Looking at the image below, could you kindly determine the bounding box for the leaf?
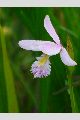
[0,25,19,112]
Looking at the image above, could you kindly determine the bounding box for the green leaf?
[0,25,19,112]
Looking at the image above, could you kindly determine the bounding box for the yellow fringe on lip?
[38,54,49,66]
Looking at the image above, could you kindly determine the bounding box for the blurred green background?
[0,7,80,113]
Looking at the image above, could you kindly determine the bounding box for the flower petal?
[60,47,77,66]
[39,42,61,56]
[18,40,61,56]
[18,40,46,51]
[44,15,60,44]
[30,54,51,78]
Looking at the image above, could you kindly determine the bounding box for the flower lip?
[31,54,51,78]
[38,54,49,66]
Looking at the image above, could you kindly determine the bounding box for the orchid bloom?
[18,15,77,78]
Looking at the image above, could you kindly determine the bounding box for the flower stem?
[67,74,78,112]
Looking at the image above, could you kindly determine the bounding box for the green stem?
[68,74,78,112]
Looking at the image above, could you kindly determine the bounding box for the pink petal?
[31,54,51,78]
[18,40,45,51]
[39,42,61,56]
[18,40,61,56]
[60,47,77,66]
[44,15,60,44]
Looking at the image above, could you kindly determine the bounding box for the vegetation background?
[0,7,80,113]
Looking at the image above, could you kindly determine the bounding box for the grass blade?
[0,25,19,112]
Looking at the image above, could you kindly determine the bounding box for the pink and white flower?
[18,15,77,78]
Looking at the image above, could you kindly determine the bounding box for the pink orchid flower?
[18,15,77,78]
